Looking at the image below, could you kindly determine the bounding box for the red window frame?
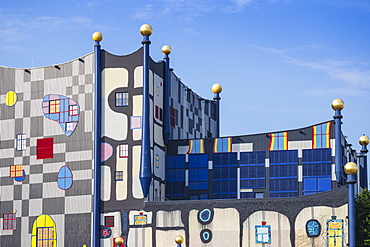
[119,144,128,158]
[3,213,16,230]
[10,165,23,178]
[105,216,114,227]
[69,105,78,116]
[37,138,54,159]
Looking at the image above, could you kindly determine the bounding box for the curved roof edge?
[0,52,94,70]
[103,47,164,65]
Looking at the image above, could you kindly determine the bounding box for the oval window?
[58,166,73,190]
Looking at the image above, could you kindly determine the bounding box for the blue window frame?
[115,92,129,106]
[255,225,271,244]
[57,166,73,190]
[16,134,26,151]
[306,219,321,237]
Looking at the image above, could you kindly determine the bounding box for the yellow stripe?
[270,133,275,150]
[313,126,317,148]
[213,138,218,153]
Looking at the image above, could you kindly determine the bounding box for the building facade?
[0,27,367,247]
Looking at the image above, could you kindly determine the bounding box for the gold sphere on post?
[162,45,172,55]
[175,235,184,244]
[344,162,358,175]
[359,135,370,146]
[331,98,344,111]
[140,24,153,36]
[212,83,222,94]
[92,32,103,42]
[115,237,124,245]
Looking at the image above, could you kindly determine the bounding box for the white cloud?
[251,44,370,90]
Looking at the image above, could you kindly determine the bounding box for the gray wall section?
[142,186,348,247]
[64,213,92,247]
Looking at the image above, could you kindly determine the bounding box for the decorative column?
[212,83,222,138]
[331,99,344,183]
[359,135,369,188]
[175,235,184,247]
[92,31,103,247]
[162,45,172,145]
[139,24,153,198]
[344,162,358,247]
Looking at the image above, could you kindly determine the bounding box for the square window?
[10,165,23,178]
[37,138,53,159]
[16,134,26,151]
[255,225,271,244]
[131,116,141,129]
[3,213,16,230]
[49,100,60,114]
[69,105,78,116]
[115,171,123,181]
[105,216,114,227]
[37,227,54,247]
[116,92,129,107]
[119,144,128,158]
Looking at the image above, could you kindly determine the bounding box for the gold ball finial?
[115,237,124,245]
[92,32,103,42]
[359,135,370,146]
[212,83,222,94]
[175,235,184,244]
[344,162,358,175]
[140,24,153,36]
[162,45,172,55]
[331,98,344,111]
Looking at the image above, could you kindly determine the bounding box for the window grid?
[49,100,60,114]
[105,216,114,227]
[115,92,129,107]
[119,144,128,158]
[36,227,54,247]
[58,166,73,190]
[255,225,271,244]
[69,105,78,116]
[115,171,123,181]
[10,165,23,178]
[3,213,16,230]
[66,122,74,132]
[16,134,26,151]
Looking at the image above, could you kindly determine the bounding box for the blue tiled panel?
[212,153,237,199]
[240,152,266,189]
[188,154,209,190]
[302,149,332,195]
[166,155,186,199]
[269,150,298,197]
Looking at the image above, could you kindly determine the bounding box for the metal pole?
[92,35,102,247]
[347,174,356,247]
[139,33,152,198]
[334,109,342,183]
[163,50,171,144]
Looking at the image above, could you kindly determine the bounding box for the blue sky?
[1,0,369,149]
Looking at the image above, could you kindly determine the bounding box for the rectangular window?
[66,122,74,132]
[170,107,176,128]
[312,122,331,149]
[269,132,288,151]
[69,105,78,116]
[49,100,60,114]
[213,137,232,153]
[37,138,54,159]
[131,116,141,129]
[255,225,271,244]
[155,154,159,168]
[187,139,205,154]
[16,134,26,151]
[115,171,123,181]
[105,216,114,227]
[327,219,343,247]
[119,144,128,158]
[115,92,129,107]
[155,105,163,121]
[3,213,16,230]
[37,227,54,247]
[10,165,23,178]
